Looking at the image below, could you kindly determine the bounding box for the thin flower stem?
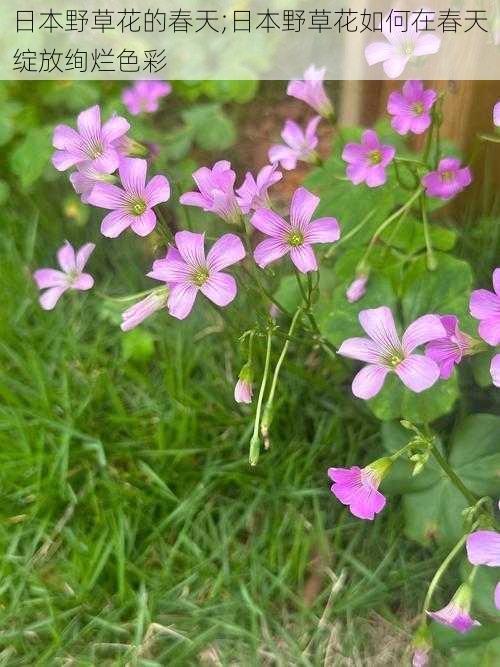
[421,533,469,615]
[249,329,273,466]
[260,307,303,446]
[293,267,337,360]
[389,440,417,461]
[359,187,423,268]
[478,133,500,144]
[96,288,160,303]
[325,210,377,257]
[429,442,477,506]
[154,206,174,243]
[420,195,437,271]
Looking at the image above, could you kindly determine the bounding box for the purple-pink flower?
[491,354,500,388]
[52,105,130,173]
[251,187,340,274]
[146,231,245,320]
[234,377,253,404]
[338,306,446,399]
[88,158,170,238]
[425,315,474,379]
[69,162,117,204]
[180,161,240,223]
[287,65,333,118]
[387,80,437,135]
[121,290,169,332]
[235,164,282,214]
[427,584,480,634]
[469,268,500,346]
[346,275,368,303]
[33,241,95,311]
[494,102,500,127]
[422,158,472,200]
[327,458,391,520]
[342,130,395,188]
[365,17,441,79]
[122,80,172,115]
[268,117,321,171]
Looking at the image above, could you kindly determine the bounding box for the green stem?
[420,195,437,271]
[249,330,273,466]
[422,533,468,615]
[325,210,376,257]
[154,207,174,243]
[260,307,303,446]
[430,442,477,506]
[359,187,422,267]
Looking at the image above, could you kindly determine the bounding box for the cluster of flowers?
[33,70,500,653]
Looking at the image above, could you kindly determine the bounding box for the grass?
[0,195,453,666]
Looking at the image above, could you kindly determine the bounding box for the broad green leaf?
[10,126,53,189]
[182,104,236,151]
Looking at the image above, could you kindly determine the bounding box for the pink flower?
[122,80,172,115]
[346,275,368,303]
[88,158,170,238]
[52,105,130,173]
[342,130,395,188]
[387,80,437,135]
[365,16,441,79]
[338,306,446,399]
[327,458,391,520]
[491,354,500,388]
[69,162,117,203]
[121,290,168,332]
[494,102,500,127]
[251,187,340,274]
[425,315,474,379]
[235,164,282,214]
[180,161,240,223]
[268,117,321,171]
[287,65,333,118]
[469,268,500,346]
[422,158,472,200]
[33,241,95,311]
[412,648,430,667]
[427,584,480,634]
[146,231,245,320]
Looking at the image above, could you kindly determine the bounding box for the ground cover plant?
[0,77,499,665]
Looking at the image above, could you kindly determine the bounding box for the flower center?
[87,140,104,159]
[287,230,304,247]
[129,198,147,216]
[387,353,404,368]
[191,266,210,287]
[402,41,414,56]
[440,170,455,183]
[412,102,424,116]
[368,150,382,165]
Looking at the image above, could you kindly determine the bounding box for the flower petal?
[175,231,206,267]
[52,150,82,171]
[290,187,320,230]
[305,217,340,244]
[130,210,157,237]
[200,272,237,307]
[75,243,96,272]
[119,157,147,194]
[268,145,298,170]
[491,354,500,388]
[365,41,395,66]
[413,33,441,57]
[148,249,190,284]
[493,268,500,297]
[358,306,401,354]
[402,314,447,354]
[33,269,66,289]
[100,210,132,238]
[72,273,94,290]
[478,318,500,346]
[77,105,101,137]
[88,183,127,210]
[395,354,440,392]
[39,286,67,310]
[102,114,130,142]
[290,245,318,273]
[281,120,304,149]
[466,531,500,567]
[352,364,389,399]
[52,124,82,151]
[206,234,246,272]
[470,289,500,321]
[167,282,198,320]
[338,337,384,364]
[254,238,289,269]
[145,174,171,207]
[349,486,386,520]
[251,209,289,238]
[383,55,409,79]
[57,242,76,273]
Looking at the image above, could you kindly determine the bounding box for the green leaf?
[182,104,236,151]
[450,637,500,666]
[368,372,459,423]
[10,127,53,189]
[399,414,500,546]
[380,217,457,254]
